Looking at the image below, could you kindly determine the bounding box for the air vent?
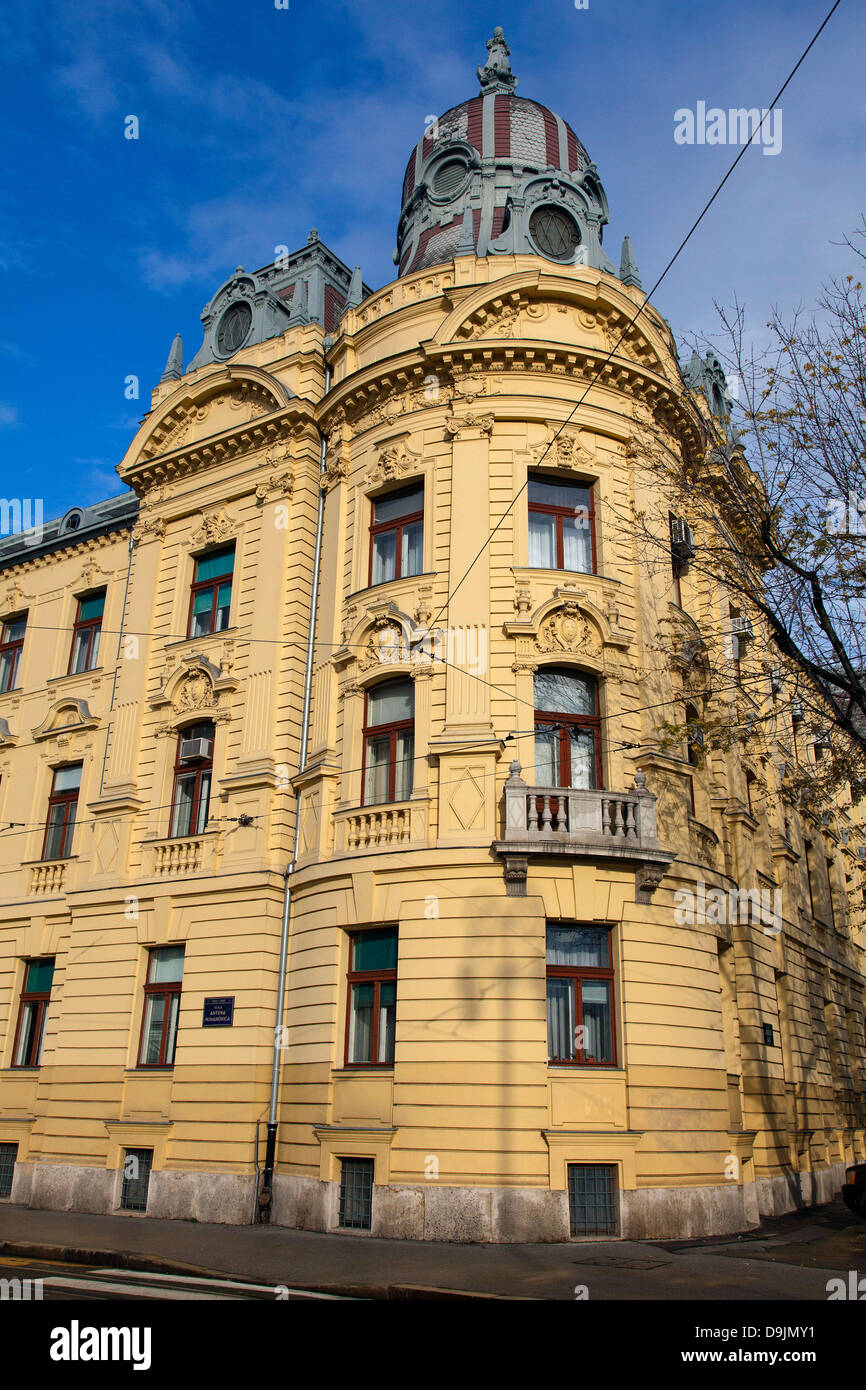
[431,158,469,198]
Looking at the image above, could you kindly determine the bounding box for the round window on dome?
[217,301,253,355]
[430,157,469,199]
[529,206,581,262]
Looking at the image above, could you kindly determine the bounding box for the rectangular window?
[369,483,424,586]
[120,1148,153,1212]
[338,1157,374,1230]
[187,545,234,638]
[170,720,214,838]
[41,764,82,860]
[68,591,105,674]
[362,679,414,805]
[567,1163,618,1237]
[528,477,595,573]
[0,615,26,693]
[346,927,397,1067]
[12,958,55,1067]
[546,925,615,1065]
[0,1142,18,1199]
[137,946,185,1067]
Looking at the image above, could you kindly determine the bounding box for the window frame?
[361,681,414,806]
[41,764,82,861]
[344,929,398,1069]
[534,670,603,790]
[528,475,596,574]
[546,925,617,1068]
[169,721,215,839]
[11,958,55,1069]
[67,591,105,675]
[136,948,184,1069]
[368,482,424,587]
[0,613,26,693]
[186,545,235,639]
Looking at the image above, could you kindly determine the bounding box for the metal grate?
[0,1143,17,1199]
[338,1157,374,1230]
[120,1148,153,1213]
[567,1163,618,1237]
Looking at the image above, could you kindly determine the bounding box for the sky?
[0,0,863,521]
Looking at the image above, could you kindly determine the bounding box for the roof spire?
[456,205,476,257]
[345,265,364,310]
[477,27,517,95]
[160,333,183,383]
[619,236,642,290]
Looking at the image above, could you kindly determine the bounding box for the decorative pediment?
[119,366,292,478]
[334,601,428,676]
[504,587,630,676]
[32,699,99,741]
[150,654,238,717]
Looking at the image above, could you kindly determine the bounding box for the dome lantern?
[396,29,618,280]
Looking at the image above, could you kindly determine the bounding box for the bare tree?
[624,222,866,798]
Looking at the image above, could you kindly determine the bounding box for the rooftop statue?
[477,26,517,95]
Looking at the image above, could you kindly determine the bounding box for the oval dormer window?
[431,157,469,199]
[529,206,581,262]
[60,508,84,534]
[217,301,252,355]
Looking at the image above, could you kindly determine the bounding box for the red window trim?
[343,936,397,1069]
[528,477,597,573]
[169,724,214,838]
[367,485,424,586]
[361,692,414,806]
[0,614,26,693]
[186,547,234,639]
[546,935,617,1068]
[136,951,183,1069]
[11,961,54,1069]
[534,674,603,790]
[67,593,105,675]
[41,768,81,860]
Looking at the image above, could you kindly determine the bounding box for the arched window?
[362,679,414,805]
[534,668,601,790]
[170,720,215,838]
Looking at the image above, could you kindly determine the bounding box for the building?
[0,30,864,1243]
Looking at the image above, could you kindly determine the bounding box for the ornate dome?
[396,28,618,280]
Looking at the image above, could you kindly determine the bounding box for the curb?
[0,1241,521,1299]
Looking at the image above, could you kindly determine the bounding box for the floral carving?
[190,509,233,546]
[132,517,166,546]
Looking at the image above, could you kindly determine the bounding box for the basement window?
[338,1157,374,1230]
[567,1162,619,1237]
[120,1148,153,1212]
[0,1142,18,1199]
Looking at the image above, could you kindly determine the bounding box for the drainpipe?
[258,361,331,1221]
[99,529,135,796]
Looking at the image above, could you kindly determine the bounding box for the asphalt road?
[0,1255,355,1301]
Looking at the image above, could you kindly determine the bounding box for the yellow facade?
[1,45,865,1240]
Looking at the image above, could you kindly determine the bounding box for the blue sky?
[1,0,863,520]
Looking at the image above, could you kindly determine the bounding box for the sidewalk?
[0,1202,857,1299]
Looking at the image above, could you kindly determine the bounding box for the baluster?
[541,795,553,834]
[612,800,625,838]
[601,798,612,835]
[625,802,637,839]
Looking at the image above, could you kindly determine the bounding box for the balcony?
[333,798,429,855]
[28,859,70,896]
[493,761,675,897]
